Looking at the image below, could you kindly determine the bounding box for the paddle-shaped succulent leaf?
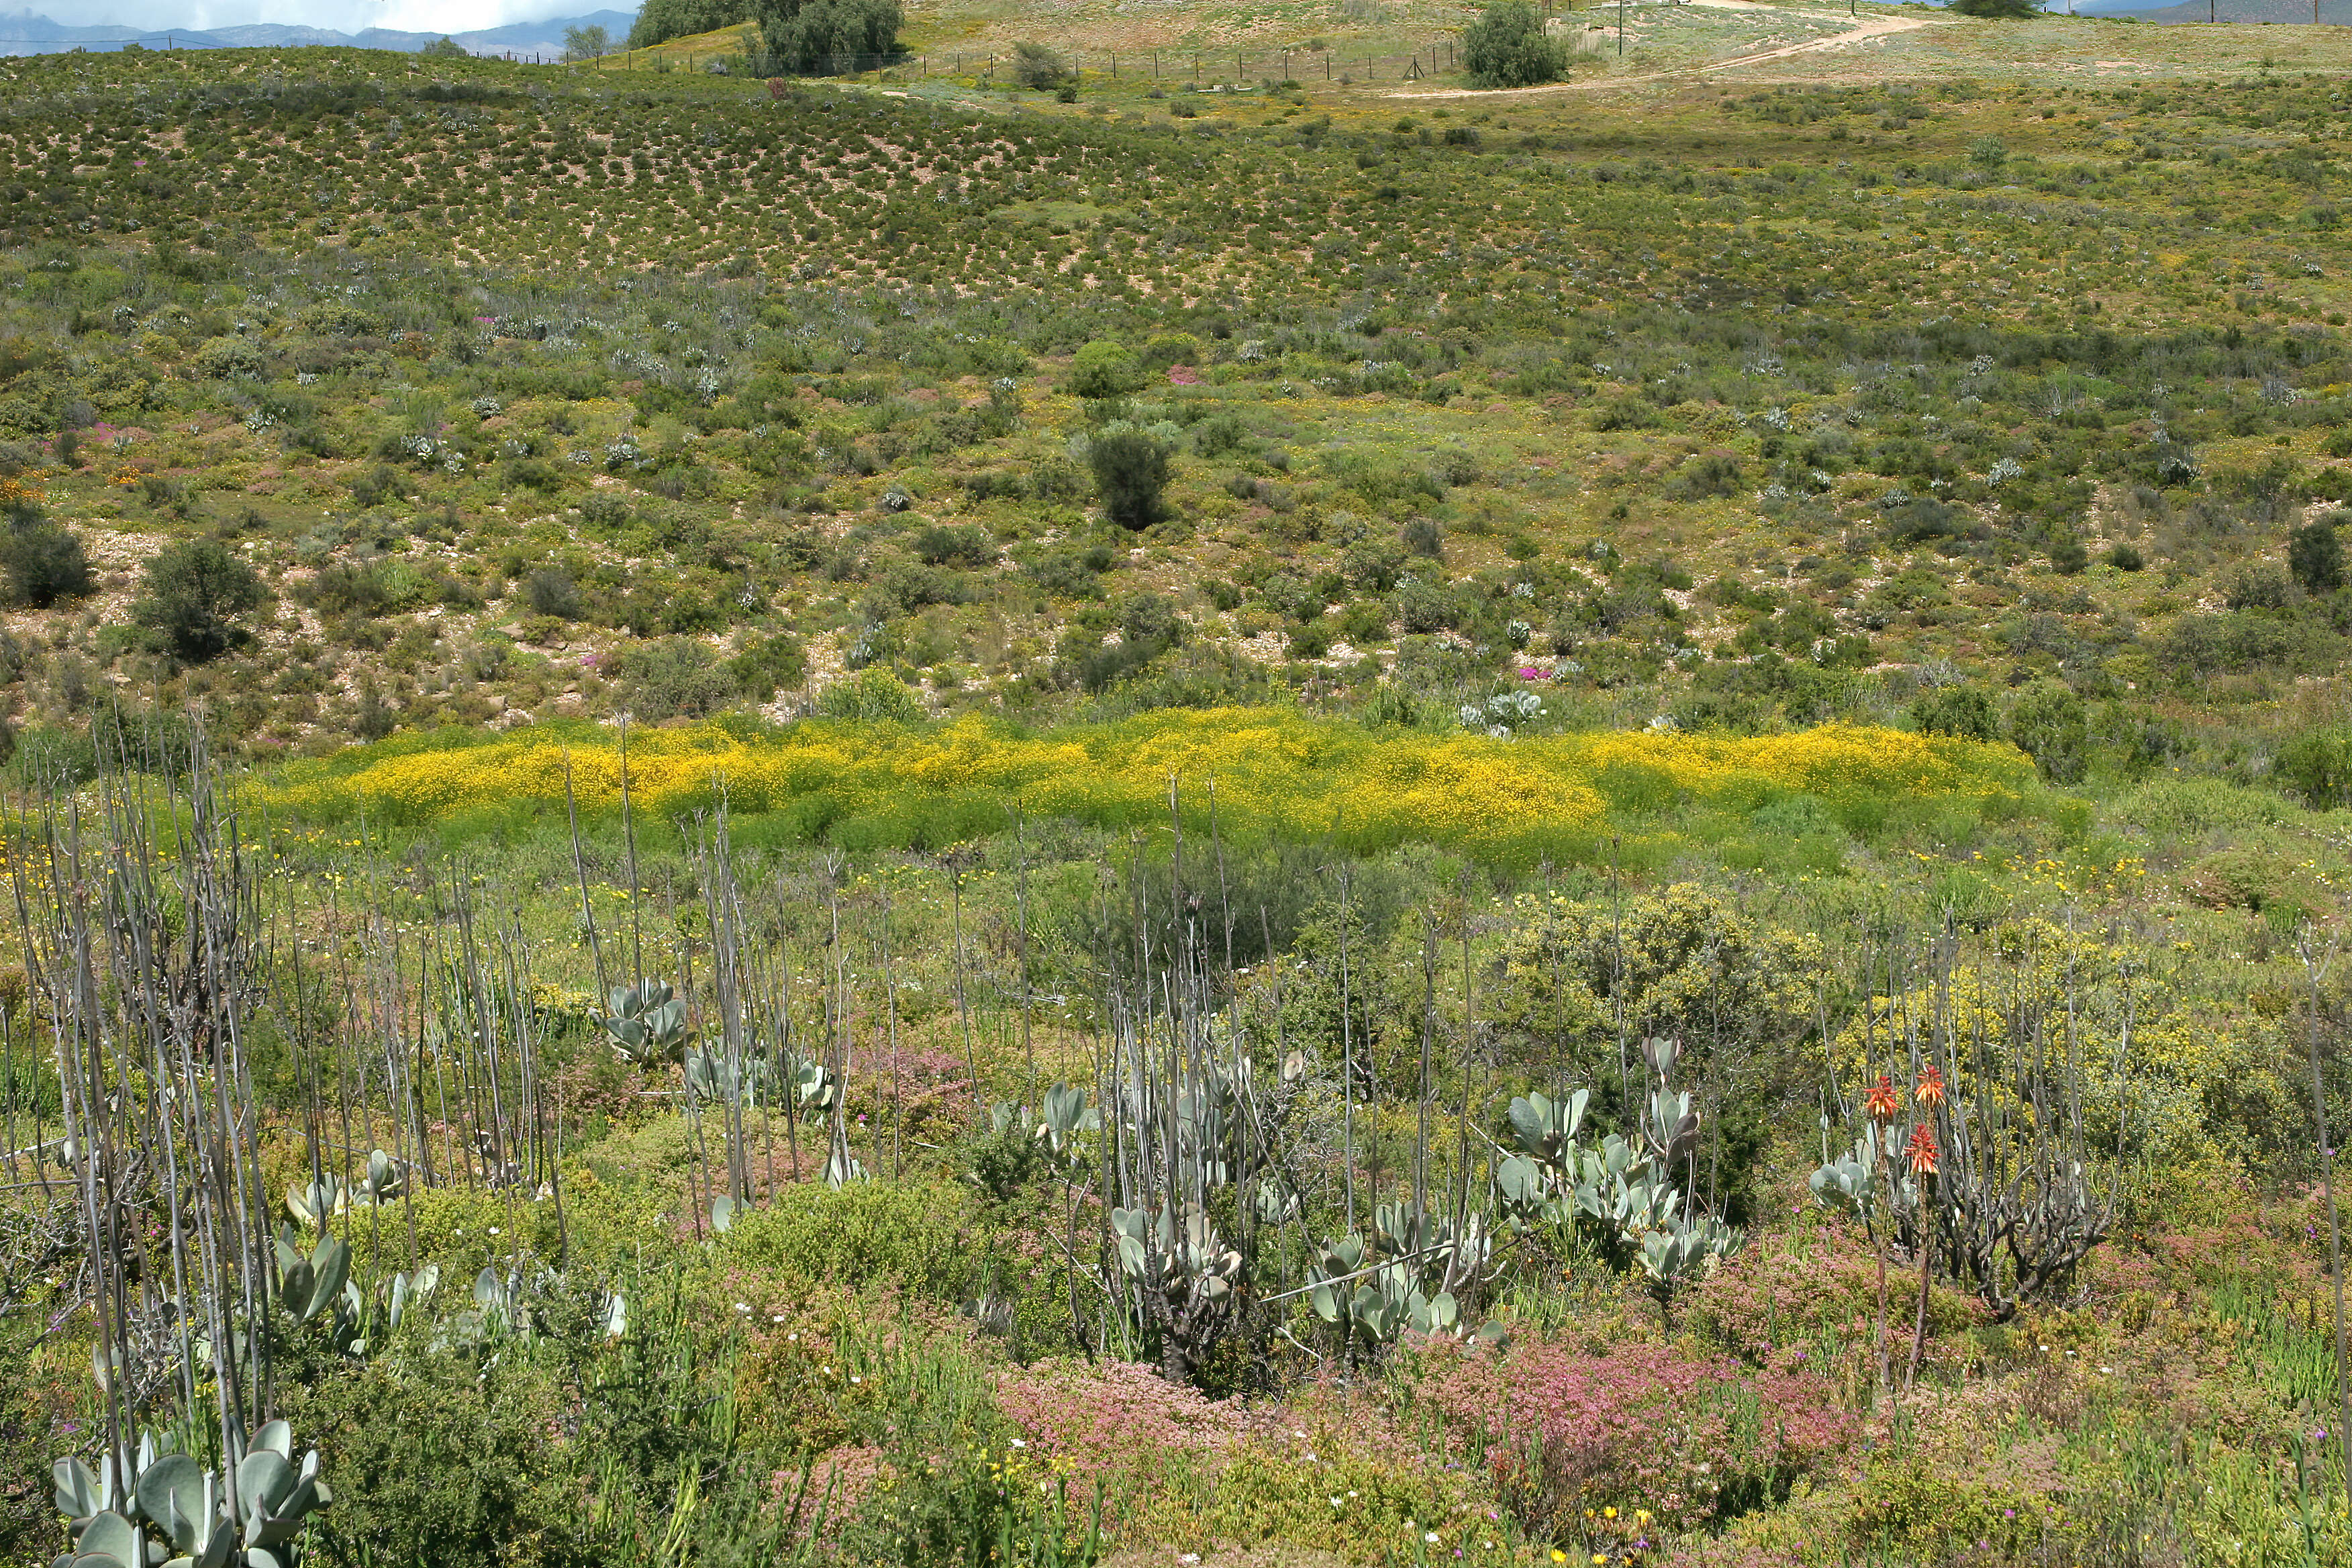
[135,1454,207,1553]
[71,1509,142,1568]
[273,1232,350,1323]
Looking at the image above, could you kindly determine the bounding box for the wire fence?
[565,40,1473,85]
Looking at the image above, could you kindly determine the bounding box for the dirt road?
[1396,1,1953,98]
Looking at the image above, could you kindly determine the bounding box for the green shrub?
[132,539,264,663]
[293,1349,589,1568]
[1463,0,1567,89]
[619,636,740,720]
[722,1179,980,1297]
[524,567,582,620]
[2275,725,2352,810]
[1010,40,1070,89]
[1087,426,1173,530]
[1909,684,1998,742]
[1067,340,1145,401]
[817,667,924,722]
[2006,679,2087,785]
[628,0,750,48]
[2290,516,2345,595]
[0,516,91,607]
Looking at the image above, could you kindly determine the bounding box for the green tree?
[2007,679,2087,784]
[1010,40,1069,89]
[418,35,469,58]
[1952,0,2041,15]
[1463,0,1567,89]
[132,540,264,663]
[753,0,902,74]
[628,0,751,48]
[2290,517,2345,596]
[564,23,611,60]
[1088,426,1173,531]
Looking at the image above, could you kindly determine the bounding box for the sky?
[26,0,627,34]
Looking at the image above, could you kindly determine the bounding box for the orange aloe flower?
[1904,1122,1939,1177]
[1914,1065,1947,1108]
[1863,1074,1902,1122]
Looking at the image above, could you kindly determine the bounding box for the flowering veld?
[272,714,2027,865]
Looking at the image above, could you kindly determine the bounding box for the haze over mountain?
[0,5,634,54]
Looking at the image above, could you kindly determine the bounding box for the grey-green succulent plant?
[54,1421,331,1568]
[600,979,691,1063]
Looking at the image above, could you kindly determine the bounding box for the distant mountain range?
[0,8,636,57]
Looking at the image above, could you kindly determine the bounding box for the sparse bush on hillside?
[1910,683,1999,742]
[2290,516,2345,596]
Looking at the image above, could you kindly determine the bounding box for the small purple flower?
[2003,1509,2016,1519]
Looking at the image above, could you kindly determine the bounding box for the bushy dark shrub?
[628,0,750,48]
[2290,517,2345,595]
[0,515,91,607]
[133,540,264,663]
[1067,340,1144,401]
[1088,427,1173,530]
[2007,679,2087,784]
[2276,725,2352,810]
[619,636,739,720]
[1009,40,1069,88]
[525,567,582,620]
[1463,0,1567,89]
[1910,683,1998,742]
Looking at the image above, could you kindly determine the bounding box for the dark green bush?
[2290,516,2345,595]
[628,0,750,48]
[0,515,91,607]
[1088,427,1173,530]
[1910,684,1998,742]
[2276,725,2352,810]
[1067,340,1145,401]
[132,539,264,663]
[2007,679,2087,784]
[619,636,740,720]
[526,567,583,620]
[1463,0,1567,89]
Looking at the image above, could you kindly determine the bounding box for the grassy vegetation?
[5,3,2352,1566]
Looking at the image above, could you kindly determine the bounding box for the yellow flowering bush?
[269,714,2030,870]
